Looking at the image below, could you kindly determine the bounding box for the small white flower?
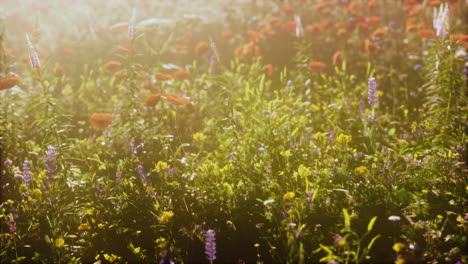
[388,216,401,221]
[263,199,275,206]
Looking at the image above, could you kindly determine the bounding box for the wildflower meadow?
[0,0,467,263]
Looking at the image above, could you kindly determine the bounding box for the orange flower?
[357,22,370,32]
[174,69,190,80]
[418,29,435,39]
[1,77,21,90]
[103,60,121,72]
[313,1,332,12]
[142,80,157,90]
[175,44,188,51]
[63,48,73,55]
[428,0,442,7]
[367,0,378,10]
[268,16,281,28]
[366,16,381,25]
[90,113,113,129]
[265,64,273,76]
[194,41,210,56]
[336,28,348,37]
[332,50,342,66]
[309,61,326,72]
[406,24,418,33]
[235,42,261,60]
[163,94,191,105]
[365,39,379,54]
[113,71,128,82]
[404,4,422,15]
[50,66,65,76]
[282,20,296,33]
[247,30,261,42]
[279,4,295,14]
[222,31,236,41]
[453,34,468,45]
[371,27,387,38]
[155,72,173,81]
[144,94,163,107]
[181,30,192,43]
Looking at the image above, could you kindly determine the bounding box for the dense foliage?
[0,0,467,263]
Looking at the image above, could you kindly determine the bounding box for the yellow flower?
[155,237,167,248]
[313,132,326,142]
[31,188,42,199]
[155,161,169,171]
[78,223,91,231]
[55,237,65,248]
[159,211,174,224]
[336,134,352,144]
[280,150,292,158]
[98,223,105,229]
[355,166,369,175]
[283,192,295,201]
[104,253,120,263]
[193,132,206,142]
[392,242,407,253]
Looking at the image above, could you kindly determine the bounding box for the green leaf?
[343,208,351,229]
[394,188,413,204]
[367,216,378,232]
[367,235,381,250]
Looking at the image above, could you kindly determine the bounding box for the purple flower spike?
[137,165,151,186]
[367,77,378,106]
[205,229,216,261]
[22,160,31,186]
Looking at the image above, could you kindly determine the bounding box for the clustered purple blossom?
[7,217,16,233]
[368,77,378,106]
[137,165,151,186]
[115,170,122,182]
[159,249,175,264]
[26,33,41,69]
[294,15,304,38]
[205,229,217,261]
[128,8,136,40]
[45,146,58,181]
[22,160,32,186]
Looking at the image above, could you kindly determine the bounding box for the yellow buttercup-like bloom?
[283,192,295,201]
[160,211,174,224]
[336,134,352,144]
[193,132,206,142]
[355,166,369,175]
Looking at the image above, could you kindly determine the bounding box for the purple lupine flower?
[368,77,378,106]
[285,80,292,99]
[433,4,449,38]
[3,159,12,167]
[137,165,151,186]
[22,160,31,186]
[205,229,216,261]
[7,217,16,233]
[359,100,364,116]
[159,249,175,264]
[367,77,378,120]
[307,190,314,203]
[128,8,137,40]
[45,146,58,181]
[294,15,304,38]
[210,54,217,75]
[26,33,41,69]
[116,170,122,182]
